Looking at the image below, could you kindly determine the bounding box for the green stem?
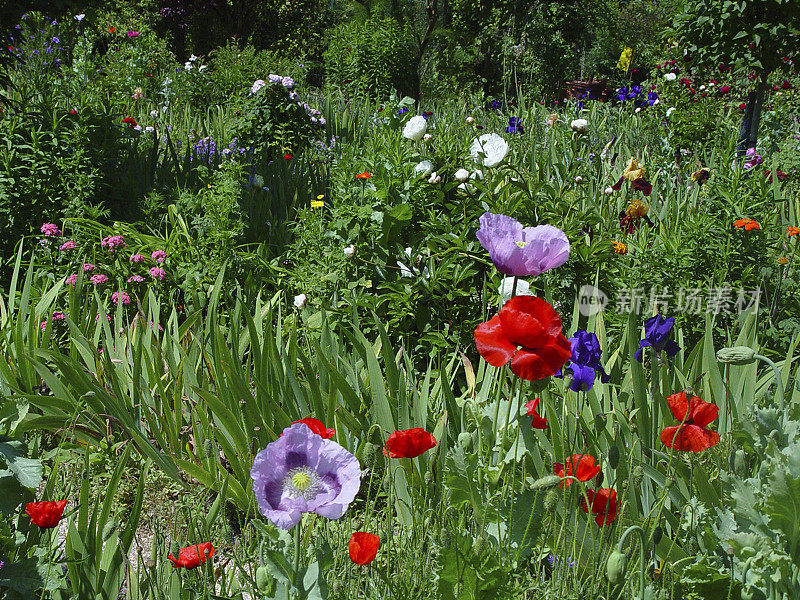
[616,525,647,600]
[291,523,302,600]
[753,353,785,418]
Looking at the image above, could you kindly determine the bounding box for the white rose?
[454,168,470,182]
[343,245,355,258]
[414,160,434,178]
[664,72,677,81]
[575,176,583,184]
[402,115,428,141]
[293,294,307,308]
[570,119,588,133]
[470,133,509,168]
[666,107,676,117]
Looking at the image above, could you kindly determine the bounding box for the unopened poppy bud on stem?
[716,346,756,365]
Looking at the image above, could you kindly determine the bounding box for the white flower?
[414,160,434,178]
[133,125,142,131]
[423,133,433,142]
[251,80,266,94]
[252,175,265,189]
[470,133,508,168]
[635,107,642,113]
[293,294,307,308]
[454,168,470,183]
[708,81,715,87]
[664,72,676,81]
[403,115,428,141]
[604,187,614,195]
[498,277,532,304]
[343,245,355,258]
[699,85,706,91]
[184,62,193,71]
[189,55,198,62]
[428,172,441,184]
[575,176,583,184]
[198,65,208,73]
[144,126,154,133]
[570,119,588,133]
[466,116,475,124]
[75,14,85,21]
[457,170,482,194]
[150,109,159,118]
[666,107,676,117]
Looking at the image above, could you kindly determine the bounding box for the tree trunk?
[737,73,768,156]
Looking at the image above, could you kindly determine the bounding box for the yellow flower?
[317,194,325,200]
[612,241,628,255]
[622,157,646,182]
[625,198,648,219]
[310,200,324,209]
[616,47,633,71]
[778,256,789,265]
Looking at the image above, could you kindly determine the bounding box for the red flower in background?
[383,428,437,458]
[787,226,800,237]
[553,454,601,488]
[733,218,760,231]
[167,543,215,569]
[474,296,571,381]
[293,417,335,439]
[355,172,372,180]
[25,500,68,528]
[660,392,720,452]
[283,153,293,160]
[108,27,115,33]
[524,398,548,429]
[122,117,137,128]
[349,532,380,565]
[581,488,618,526]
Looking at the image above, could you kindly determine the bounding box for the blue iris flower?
[628,85,642,99]
[505,117,524,134]
[617,87,628,102]
[556,330,609,392]
[635,314,680,362]
[647,91,659,106]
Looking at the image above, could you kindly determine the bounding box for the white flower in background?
[664,72,676,81]
[75,14,85,21]
[282,76,295,89]
[268,74,281,83]
[184,62,193,71]
[343,245,355,258]
[604,187,614,195]
[198,65,208,73]
[189,55,198,62]
[293,294,307,309]
[635,107,641,113]
[699,85,706,91]
[428,172,441,184]
[466,116,475,124]
[423,133,433,142]
[414,160,434,178]
[498,277,532,304]
[403,115,428,141]
[454,168,470,182]
[708,82,715,87]
[144,126,154,133]
[470,133,508,167]
[251,80,266,94]
[457,169,483,194]
[133,125,142,131]
[570,119,588,133]
[666,107,676,117]
[575,176,583,183]
[150,109,159,118]
[252,175,265,189]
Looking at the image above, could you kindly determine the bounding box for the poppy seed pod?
[608,445,620,469]
[606,550,628,585]
[716,346,757,365]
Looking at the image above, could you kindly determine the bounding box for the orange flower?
[349,532,380,565]
[733,218,760,231]
[787,226,800,237]
[553,454,601,488]
[611,241,628,255]
[355,172,372,180]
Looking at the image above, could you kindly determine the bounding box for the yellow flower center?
[515,241,528,248]
[291,472,312,491]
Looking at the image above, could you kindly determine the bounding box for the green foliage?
[437,532,514,599]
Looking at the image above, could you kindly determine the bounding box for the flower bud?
[457,432,472,451]
[716,346,757,365]
[423,133,433,142]
[606,550,628,585]
[608,445,620,469]
[604,187,614,195]
[466,116,475,124]
[531,474,561,490]
[544,489,559,511]
[575,176,583,183]
[455,168,470,183]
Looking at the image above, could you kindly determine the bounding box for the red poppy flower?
[524,397,548,429]
[660,391,720,452]
[553,454,601,488]
[283,153,293,160]
[293,417,335,439]
[581,488,618,527]
[733,218,760,231]
[349,532,380,565]
[474,296,571,381]
[109,27,115,33]
[738,103,746,110]
[787,226,800,238]
[25,500,68,528]
[383,428,437,458]
[122,117,137,128]
[167,543,215,569]
[355,172,372,180]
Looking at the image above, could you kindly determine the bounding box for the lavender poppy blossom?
[556,330,609,391]
[476,212,570,277]
[251,422,361,530]
[634,314,680,362]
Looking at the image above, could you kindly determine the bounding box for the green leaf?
[0,440,42,489]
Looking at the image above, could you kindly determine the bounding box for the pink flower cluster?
[101,235,127,251]
[127,274,145,283]
[151,250,167,263]
[41,223,62,237]
[111,291,131,306]
[40,311,66,330]
[744,147,763,170]
[130,254,146,263]
[90,274,109,285]
[60,240,77,251]
[149,267,166,280]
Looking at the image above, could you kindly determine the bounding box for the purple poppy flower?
[556,330,609,391]
[635,314,680,362]
[476,212,570,277]
[251,422,361,530]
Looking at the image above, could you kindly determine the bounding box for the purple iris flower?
[628,85,642,99]
[397,107,409,117]
[251,422,362,530]
[556,330,609,391]
[647,91,659,106]
[505,117,524,134]
[491,100,501,109]
[476,212,570,277]
[634,314,680,362]
[617,87,628,102]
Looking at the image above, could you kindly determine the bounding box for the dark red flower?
[524,397,548,429]
[553,454,601,488]
[738,103,746,110]
[581,488,618,526]
[631,178,652,196]
[660,391,720,452]
[122,116,137,128]
[25,500,68,528]
[782,80,792,90]
[383,428,437,458]
[474,296,571,381]
[349,532,380,565]
[167,543,215,569]
[283,153,293,160]
[293,417,335,439]
[718,85,730,94]
[109,27,115,33]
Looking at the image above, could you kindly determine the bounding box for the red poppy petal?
[509,337,571,381]
[474,315,516,367]
[661,424,719,451]
[666,392,689,421]
[689,399,719,428]
[499,296,564,345]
